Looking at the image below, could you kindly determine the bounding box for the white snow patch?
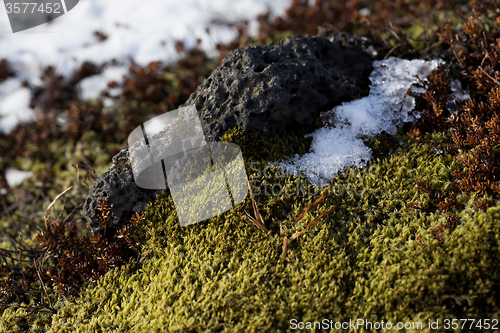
[359,8,371,17]
[276,57,469,187]
[78,66,128,101]
[0,0,291,132]
[5,168,33,187]
[0,78,35,133]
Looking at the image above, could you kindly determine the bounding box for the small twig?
[137,248,153,265]
[479,66,500,87]
[384,43,403,59]
[61,203,83,225]
[44,186,72,227]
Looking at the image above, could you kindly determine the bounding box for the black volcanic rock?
[82,149,161,236]
[183,34,373,141]
[83,34,375,235]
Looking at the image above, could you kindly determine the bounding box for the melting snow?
[5,168,33,187]
[0,78,35,133]
[276,57,469,187]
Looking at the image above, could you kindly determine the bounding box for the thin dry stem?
[282,237,289,264]
[44,186,72,227]
[292,177,335,226]
[479,66,500,87]
[290,206,337,241]
[245,176,269,233]
[34,259,53,310]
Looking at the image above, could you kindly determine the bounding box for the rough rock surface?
[83,149,162,236]
[83,34,374,235]
[183,34,373,141]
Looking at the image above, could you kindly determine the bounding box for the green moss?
[24,129,498,333]
[220,127,313,162]
[0,305,54,333]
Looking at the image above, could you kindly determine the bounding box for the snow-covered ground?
[0,0,292,133]
[0,0,291,187]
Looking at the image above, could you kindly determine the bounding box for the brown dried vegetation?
[116,42,216,115]
[407,0,500,243]
[1,193,145,311]
[0,59,14,84]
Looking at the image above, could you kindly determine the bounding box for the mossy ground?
[2,128,499,332]
[2,1,500,331]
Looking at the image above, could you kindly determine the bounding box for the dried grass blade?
[282,237,288,264]
[290,206,337,241]
[34,259,52,309]
[244,211,268,234]
[292,177,335,226]
[245,177,269,233]
[44,186,72,227]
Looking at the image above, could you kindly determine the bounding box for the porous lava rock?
[83,149,161,236]
[83,34,374,235]
[183,34,373,141]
